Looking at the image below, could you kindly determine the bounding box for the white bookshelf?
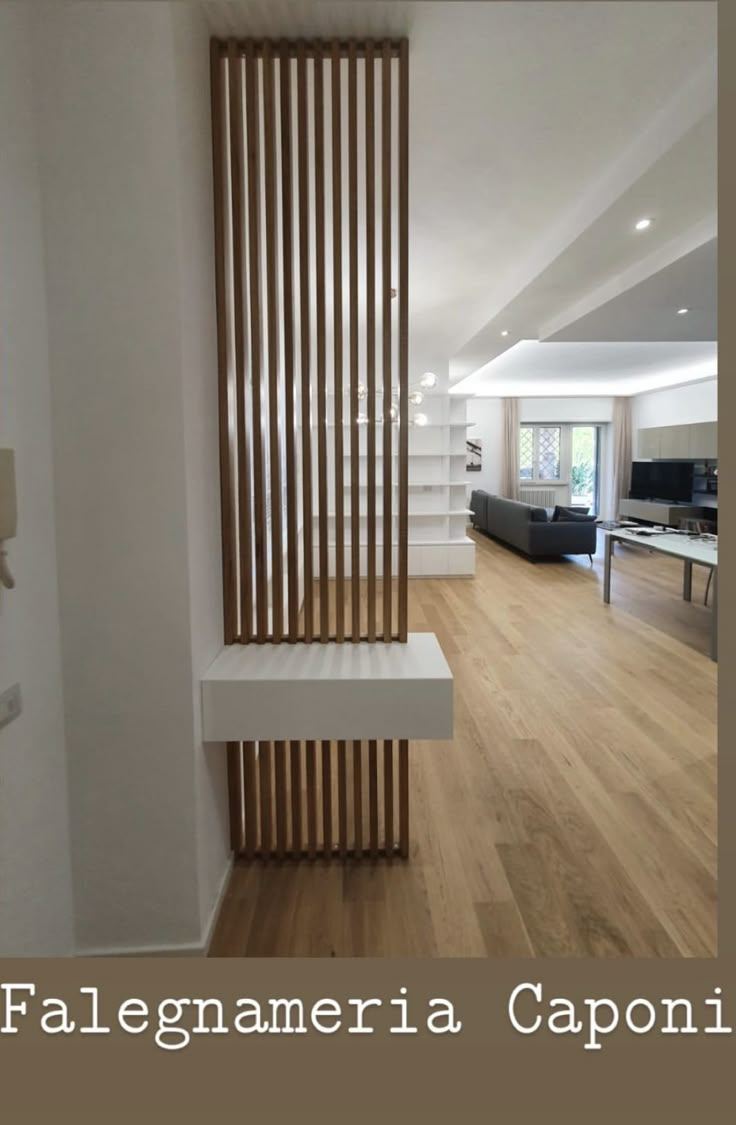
[406,391,475,575]
[313,388,475,578]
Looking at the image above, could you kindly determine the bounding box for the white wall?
[631,377,717,447]
[464,396,504,497]
[519,397,614,424]
[31,0,228,953]
[169,2,231,939]
[0,4,75,956]
[466,395,615,513]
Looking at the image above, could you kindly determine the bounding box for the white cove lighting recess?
[634,217,653,231]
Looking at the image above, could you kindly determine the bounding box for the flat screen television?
[630,460,694,503]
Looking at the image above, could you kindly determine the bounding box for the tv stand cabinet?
[618,498,707,526]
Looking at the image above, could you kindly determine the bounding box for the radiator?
[520,488,556,507]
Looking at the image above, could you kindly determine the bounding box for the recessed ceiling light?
[634,217,653,231]
[677,307,690,315]
[500,330,509,337]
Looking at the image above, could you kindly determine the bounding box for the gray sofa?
[469,491,597,559]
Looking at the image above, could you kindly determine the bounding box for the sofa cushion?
[551,504,590,521]
[555,508,596,522]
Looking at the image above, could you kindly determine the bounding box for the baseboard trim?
[75,855,234,959]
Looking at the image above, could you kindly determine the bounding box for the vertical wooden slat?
[397,40,409,641]
[315,47,329,641]
[348,43,360,642]
[263,44,283,641]
[321,740,333,853]
[337,740,348,857]
[279,45,299,641]
[259,740,273,856]
[243,741,257,859]
[210,42,237,644]
[274,740,287,858]
[297,43,314,642]
[398,739,409,858]
[306,740,317,858]
[289,741,302,854]
[383,739,394,854]
[381,42,393,641]
[227,742,244,852]
[244,40,268,641]
[353,739,363,852]
[365,44,377,642]
[368,739,378,857]
[227,45,253,646]
[331,44,346,643]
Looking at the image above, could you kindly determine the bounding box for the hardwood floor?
[208,528,717,957]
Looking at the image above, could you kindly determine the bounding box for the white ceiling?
[202,1,718,394]
[451,339,717,397]
[547,238,717,343]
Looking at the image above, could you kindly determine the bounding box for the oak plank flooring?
[209,528,717,957]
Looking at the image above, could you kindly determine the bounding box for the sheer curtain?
[610,396,632,519]
[501,397,520,500]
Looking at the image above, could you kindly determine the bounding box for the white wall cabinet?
[636,421,717,460]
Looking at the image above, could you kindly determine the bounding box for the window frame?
[519,422,602,513]
[519,424,565,484]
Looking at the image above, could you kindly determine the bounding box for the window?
[570,425,598,510]
[519,423,601,512]
[519,427,534,479]
[519,425,562,481]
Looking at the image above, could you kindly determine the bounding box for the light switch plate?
[0,683,22,731]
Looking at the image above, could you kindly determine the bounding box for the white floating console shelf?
[202,632,453,743]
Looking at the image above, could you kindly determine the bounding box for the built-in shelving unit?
[405,391,475,575]
[313,388,475,578]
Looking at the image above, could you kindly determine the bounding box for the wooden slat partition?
[381,42,393,640]
[368,739,378,856]
[337,739,348,858]
[314,47,329,641]
[296,43,314,643]
[384,739,394,854]
[274,739,287,858]
[227,740,408,860]
[243,742,257,859]
[352,739,363,850]
[398,739,409,858]
[279,46,299,642]
[263,44,283,641]
[210,39,413,865]
[227,742,244,852]
[397,41,410,640]
[365,44,377,642]
[243,40,268,643]
[289,741,301,854]
[347,44,360,641]
[210,42,237,644]
[259,741,273,855]
[212,36,408,646]
[227,44,252,644]
[321,740,332,852]
[306,740,317,858]
[331,43,346,643]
